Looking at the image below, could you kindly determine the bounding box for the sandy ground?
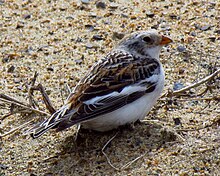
[0,0,219,175]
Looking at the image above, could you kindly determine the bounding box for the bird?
[29,30,172,138]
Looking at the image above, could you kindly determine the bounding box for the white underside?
[82,66,165,131]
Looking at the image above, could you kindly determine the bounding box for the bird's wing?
[30,50,161,138]
[57,50,161,129]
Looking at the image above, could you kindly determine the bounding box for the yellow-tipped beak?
[160,36,173,45]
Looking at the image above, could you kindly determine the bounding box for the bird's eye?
[142,36,151,43]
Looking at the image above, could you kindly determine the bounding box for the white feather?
[84,84,145,105]
[146,46,162,59]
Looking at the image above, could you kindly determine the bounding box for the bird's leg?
[120,122,136,131]
[28,83,56,114]
[74,123,81,141]
[134,119,142,125]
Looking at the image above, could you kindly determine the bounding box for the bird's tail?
[28,104,72,138]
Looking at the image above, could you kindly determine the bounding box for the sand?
[0,0,219,175]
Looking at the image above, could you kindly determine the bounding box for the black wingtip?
[29,130,46,139]
[30,133,36,139]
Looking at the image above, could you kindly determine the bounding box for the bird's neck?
[145,46,161,60]
[119,45,162,60]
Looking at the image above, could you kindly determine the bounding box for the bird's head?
[118,30,172,59]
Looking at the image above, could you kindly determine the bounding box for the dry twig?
[28,71,39,108]
[102,132,120,171]
[102,131,149,171]
[0,94,50,117]
[161,69,220,98]
[176,116,220,132]
[0,120,34,138]
[65,84,72,94]
[120,152,147,170]
[29,83,56,114]
[0,72,54,137]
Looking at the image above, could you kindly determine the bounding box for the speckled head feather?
[117,30,171,59]
[118,30,161,46]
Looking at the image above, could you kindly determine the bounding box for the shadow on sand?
[44,122,177,175]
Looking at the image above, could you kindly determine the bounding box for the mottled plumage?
[30,30,172,138]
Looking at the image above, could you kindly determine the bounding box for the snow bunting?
[30,30,172,138]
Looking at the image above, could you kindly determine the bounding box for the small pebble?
[17,85,23,90]
[130,15,137,20]
[14,78,21,83]
[121,13,129,18]
[48,31,54,35]
[160,23,171,30]
[103,20,111,24]
[96,1,106,9]
[186,36,194,43]
[47,67,54,72]
[173,82,184,91]
[59,6,67,11]
[214,29,220,34]
[2,57,9,63]
[177,45,186,52]
[30,174,37,176]
[23,14,31,19]
[75,37,83,42]
[85,43,94,49]
[88,12,97,18]
[146,11,155,18]
[173,118,182,126]
[7,65,15,73]
[183,53,190,62]
[208,36,216,42]
[85,24,94,31]
[0,164,8,170]
[75,59,83,65]
[109,3,118,9]
[81,0,90,4]
[194,23,200,29]
[200,25,211,31]
[92,34,103,40]
[178,68,185,74]
[66,16,75,20]
[45,89,52,95]
[190,31,196,36]
[112,32,125,40]
[135,138,143,146]
[169,14,179,19]
[189,100,199,106]
[16,21,25,29]
[75,55,84,64]
[193,166,201,172]
[151,24,159,29]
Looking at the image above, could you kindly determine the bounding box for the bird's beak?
[160,36,173,45]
